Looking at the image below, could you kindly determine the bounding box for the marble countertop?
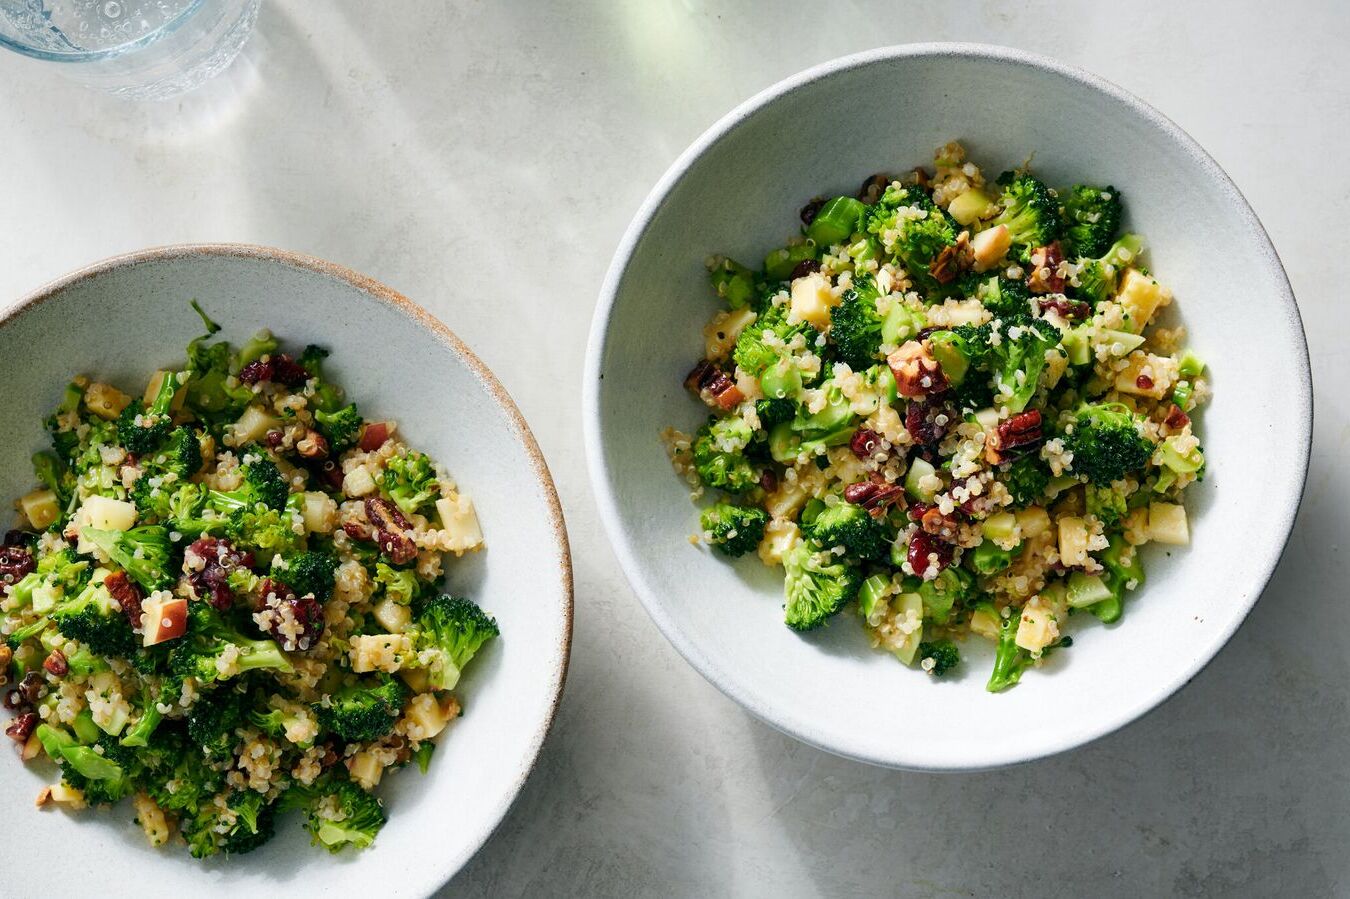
[2,1,1345,895]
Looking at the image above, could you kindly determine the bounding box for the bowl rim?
[583,42,1312,771]
[4,242,574,893]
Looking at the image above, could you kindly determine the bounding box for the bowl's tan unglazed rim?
[3,242,573,895]
[584,42,1312,772]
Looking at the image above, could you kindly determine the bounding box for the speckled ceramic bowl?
[0,245,572,895]
[585,44,1311,770]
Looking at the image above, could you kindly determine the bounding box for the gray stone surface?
[1,1,1345,895]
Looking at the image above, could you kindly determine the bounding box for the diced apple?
[969,606,1002,640]
[703,307,758,361]
[403,693,454,740]
[359,421,392,452]
[757,519,800,566]
[21,731,42,761]
[347,751,384,790]
[947,188,995,226]
[230,404,280,445]
[1015,601,1059,653]
[69,495,137,554]
[435,494,483,553]
[400,667,430,693]
[1117,269,1169,331]
[1057,516,1089,567]
[373,597,411,633]
[1114,354,1169,399]
[788,271,837,329]
[142,595,188,646]
[971,224,1011,272]
[301,491,337,534]
[18,489,59,531]
[1148,502,1190,545]
[83,382,131,420]
[342,466,377,497]
[1015,505,1051,539]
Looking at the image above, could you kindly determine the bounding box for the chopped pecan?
[789,259,822,280]
[364,497,417,565]
[103,570,144,630]
[3,689,27,711]
[42,650,67,677]
[888,340,949,398]
[844,478,905,517]
[985,410,1044,464]
[17,672,43,705]
[857,173,891,203]
[906,530,953,578]
[928,231,970,285]
[1027,242,1066,294]
[5,712,37,744]
[1036,295,1091,319]
[911,167,931,188]
[684,360,743,411]
[342,520,371,542]
[919,506,963,542]
[799,197,827,226]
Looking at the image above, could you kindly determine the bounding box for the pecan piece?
[103,570,144,631]
[844,478,905,517]
[888,340,948,398]
[5,712,37,744]
[927,231,970,285]
[42,650,67,677]
[1036,295,1091,320]
[985,410,1044,464]
[1027,242,1066,294]
[919,506,962,542]
[684,360,743,411]
[17,672,43,705]
[364,497,417,565]
[296,429,329,459]
[906,530,953,578]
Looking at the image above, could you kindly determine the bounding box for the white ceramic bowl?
[0,246,572,895]
[585,44,1311,770]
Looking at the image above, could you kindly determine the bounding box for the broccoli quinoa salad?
[665,141,1209,692]
[0,304,497,858]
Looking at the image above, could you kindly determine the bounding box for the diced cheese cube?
[132,792,171,847]
[142,595,188,646]
[373,598,411,633]
[347,751,384,790]
[1113,354,1169,399]
[969,607,1001,640]
[788,272,837,329]
[703,307,759,361]
[757,519,799,566]
[1057,516,1089,567]
[72,495,138,550]
[83,382,131,420]
[403,693,453,741]
[19,489,59,531]
[230,404,280,446]
[1148,502,1190,545]
[435,494,483,553]
[349,633,413,673]
[1117,269,1169,331]
[1015,601,1059,653]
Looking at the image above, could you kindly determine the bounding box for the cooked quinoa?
[0,305,496,856]
[672,141,1209,690]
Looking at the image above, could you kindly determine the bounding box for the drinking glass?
[0,0,261,99]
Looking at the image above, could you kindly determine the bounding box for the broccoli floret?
[115,372,180,455]
[272,551,338,601]
[989,316,1061,413]
[732,302,818,377]
[381,451,441,517]
[917,566,975,625]
[32,450,75,513]
[185,685,249,758]
[412,594,500,691]
[6,615,52,651]
[990,171,1061,260]
[151,427,203,480]
[1061,185,1122,258]
[36,725,136,805]
[169,603,292,686]
[865,183,956,285]
[1001,455,1051,507]
[294,774,387,853]
[184,303,254,420]
[800,500,888,560]
[236,329,279,369]
[315,404,363,451]
[699,502,769,557]
[986,605,1031,693]
[1072,234,1145,305]
[248,700,313,747]
[184,789,276,857]
[827,275,885,369]
[80,525,174,592]
[918,639,960,676]
[1085,482,1129,528]
[314,674,408,742]
[119,683,165,748]
[692,417,760,495]
[964,274,1032,319]
[209,457,289,513]
[147,726,226,814]
[1062,403,1153,485]
[300,344,347,414]
[966,539,1023,575]
[375,562,420,605]
[782,542,861,631]
[224,503,306,556]
[754,398,795,430]
[51,577,139,658]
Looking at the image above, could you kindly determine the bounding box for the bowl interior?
[0,248,570,895]
[588,46,1308,769]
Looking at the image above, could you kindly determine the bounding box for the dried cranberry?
[789,259,821,280]
[849,428,882,459]
[687,359,745,411]
[264,429,285,449]
[759,470,778,494]
[2,530,34,548]
[103,570,145,630]
[1037,296,1091,319]
[1136,374,1154,390]
[907,530,953,577]
[185,537,254,611]
[254,579,325,652]
[238,354,309,387]
[904,400,950,448]
[319,460,345,491]
[5,712,36,743]
[799,197,826,226]
[0,545,35,586]
[1164,404,1190,429]
[364,497,417,565]
[1027,242,1066,294]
